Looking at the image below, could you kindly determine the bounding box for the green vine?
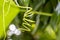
[14,0,53,31]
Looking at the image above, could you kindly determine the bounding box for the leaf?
[50,2,60,31]
[45,25,56,39]
[56,23,60,40]
[50,13,58,31]
[0,0,20,38]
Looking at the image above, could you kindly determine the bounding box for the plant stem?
[3,0,6,40]
[20,9,53,16]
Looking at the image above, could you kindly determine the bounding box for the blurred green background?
[0,0,60,40]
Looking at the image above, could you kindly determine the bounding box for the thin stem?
[20,9,53,16]
[5,1,11,16]
[3,0,6,40]
[32,11,53,16]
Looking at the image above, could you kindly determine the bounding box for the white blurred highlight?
[9,24,16,31]
[14,29,21,36]
[7,24,21,36]
[7,30,14,36]
[56,2,60,14]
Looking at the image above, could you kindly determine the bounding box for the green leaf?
[0,0,20,38]
[56,23,60,40]
[50,12,60,32]
[45,25,56,39]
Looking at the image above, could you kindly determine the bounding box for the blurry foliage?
[0,0,60,40]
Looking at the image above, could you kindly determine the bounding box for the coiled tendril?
[14,0,35,31]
